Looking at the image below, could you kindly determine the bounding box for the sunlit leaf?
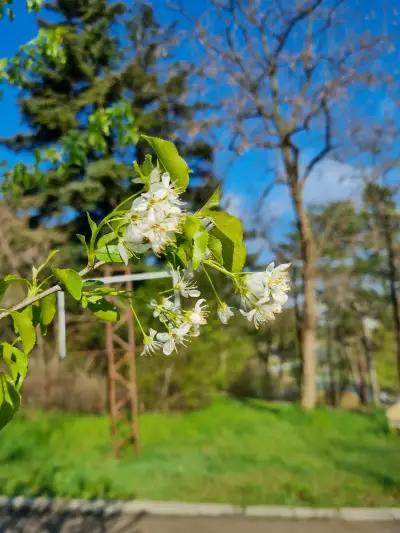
[95,244,133,264]
[40,293,56,327]
[0,374,20,431]
[54,268,82,301]
[87,298,119,321]
[192,230,209,270]
[207,211,246,272]
[199,187,221,213]
[2,342,28,388]
[141,135,189,191]
[11,309,36,354]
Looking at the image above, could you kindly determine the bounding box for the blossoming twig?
[0,261,105,321]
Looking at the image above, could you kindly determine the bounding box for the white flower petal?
[118,242,129,266]
[157,332,170,342]
[218,304,234,324]
[162,338,175,356]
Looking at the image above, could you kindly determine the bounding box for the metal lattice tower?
[56,267,177,456]
[104,265,139,456]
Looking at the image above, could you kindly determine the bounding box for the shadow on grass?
[235,397,291,415]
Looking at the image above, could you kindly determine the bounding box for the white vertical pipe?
[170,269,181,309]
[57,290,67,359]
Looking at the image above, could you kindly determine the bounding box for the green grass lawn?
[0,398,399,507]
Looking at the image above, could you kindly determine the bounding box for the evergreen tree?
[3,0,214,234]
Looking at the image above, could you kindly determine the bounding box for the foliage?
[0,399,399,506]
[0,131,290,429]
[0,2,292,431]
[137,315,253,410]
[0,0,42,20]
[0,0,216,235]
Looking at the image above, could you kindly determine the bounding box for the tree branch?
[302,98,332,180]
[0,261,104,321]
[272,0,324,60]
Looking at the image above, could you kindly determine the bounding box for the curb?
[0,496,399,522]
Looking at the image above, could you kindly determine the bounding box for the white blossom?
[243,262,290,307]
[264,262,291,304]
[191,325,201,337]
[150,297,179,323]
[217,302,234,324]
[239,262,290,327]
[240,302,282,329]
[140,329,162,356]
[123,168,185,255]
[173,268,200,298]
[157,323,191,355]
[187,298,208,326]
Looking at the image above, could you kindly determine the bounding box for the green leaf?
[35,249,59,276]
[0,278,9,301]
[141,135,189,191]
[0,374,20,431]
[54,268,82,301]
[207,210,243,241]
[133,161,146,184]
[11,309,36,354]
[4,274,30,286]
[208,234,224,264]
[87,299,119,322]
[199,187,221,213]
[87,212,97,238]
[176,246,188,267]
[96,232,117,249]
[192,231,209,270]
[2,342,28,388]
[133,154,154,186]
[40,293,56,327]
[183,215,203,240]
[207,211,246,272]
[141,153,153,176]
[76,233,89,254]
[95,244,133,264]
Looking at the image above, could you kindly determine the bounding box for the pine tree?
[3,0,214,234]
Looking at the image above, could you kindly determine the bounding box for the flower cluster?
[239,262,291,328]
[141,263,290,356]
[142,296,208,356]
[123,168,184,256]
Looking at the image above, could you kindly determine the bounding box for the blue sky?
[0,0,398,257]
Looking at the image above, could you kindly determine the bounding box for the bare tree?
[173,0,389,407]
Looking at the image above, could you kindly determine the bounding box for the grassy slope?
[0,399,399,506]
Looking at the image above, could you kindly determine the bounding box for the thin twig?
[0,261,105,321]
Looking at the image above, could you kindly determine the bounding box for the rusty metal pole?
[104,266,139,456]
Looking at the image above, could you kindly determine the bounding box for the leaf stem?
[204,259,233,278]
[202,266,222,304]
[130,304,146,337]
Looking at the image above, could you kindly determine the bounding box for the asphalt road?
[116,515,399,533]
[0,511,398,533]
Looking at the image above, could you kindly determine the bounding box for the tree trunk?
[361,329,380,406]
[292,264,303,390]
[289,171,318,409]
[326,323,336,406]
[356,340,369,405]
[382,212,400,387]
